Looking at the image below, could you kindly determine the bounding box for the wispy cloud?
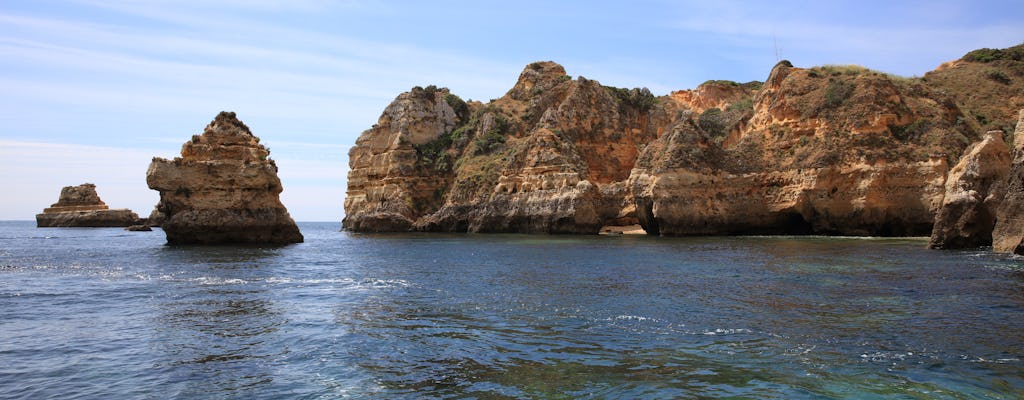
[0,140,345,221]
[663,0,1024,75]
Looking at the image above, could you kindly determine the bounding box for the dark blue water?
[1,221,1023,399]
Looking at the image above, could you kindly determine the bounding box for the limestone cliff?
[630,61,968,236]
[928,131,1010,249]
[147,112,303,244]
[992,109,1024,254]
[36,183,139,227]
[345,62,670,233]
[344,45,1023,236]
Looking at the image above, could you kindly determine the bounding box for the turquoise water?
[1,221,1023,398]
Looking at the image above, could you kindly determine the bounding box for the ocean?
[1,221,1022,398]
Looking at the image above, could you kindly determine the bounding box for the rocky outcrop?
[344,46,1023,236]
[146,208,166,227]
[992,110,1024,254]
[344,62,668,233]
[36,183,139,227]
[928,131,1011,248]
[147,112,303,244]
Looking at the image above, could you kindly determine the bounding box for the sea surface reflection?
[0,222,1022,398]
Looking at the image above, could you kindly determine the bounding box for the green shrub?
[702,79,740,87]
[824,80,855,108]
[726,97,754,112]
[472,114,510,155]
[698,108,728,137]
[414,131,456,172]
[963,45,1024,63]
[890,118,931,141]
[986,69,1012,84]
[605,86,657,112]
[444,93,469,120]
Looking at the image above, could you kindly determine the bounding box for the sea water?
[1,221,1022,398]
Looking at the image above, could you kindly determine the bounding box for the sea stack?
[36,183,139,227]
[146,112,303,244]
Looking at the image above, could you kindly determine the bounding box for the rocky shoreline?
[343,45,1024,254]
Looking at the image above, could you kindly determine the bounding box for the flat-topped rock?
[36,183,139,227]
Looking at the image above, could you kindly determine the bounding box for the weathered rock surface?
[992,109,1024,254]
[147,112,303,244]
[36,183,139,227]
[146,208,166,227]
[344,45,1024,237]
[928,131,1011,248]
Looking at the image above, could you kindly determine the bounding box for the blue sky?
[2,0,1022,221]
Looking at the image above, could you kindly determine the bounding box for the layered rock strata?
[344,46,1023,237]
[928,131,1010,249]
[992,110,1024,254]
[36,183,138,227]
[147,112,303,244]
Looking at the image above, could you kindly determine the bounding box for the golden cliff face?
[992,109,1024,254]
[630,61,973,236]
[929,131,1010,249]
[345,62,671,233]
[344,46,1023,238]
[147,112,303,244]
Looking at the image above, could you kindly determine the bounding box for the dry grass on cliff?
[923,44,1024,135]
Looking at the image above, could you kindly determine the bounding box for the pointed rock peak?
[523,61,566,78]
[507,61,570,100]
[182,112,268,161]
[765,60,795,87]
[206,111,253,137]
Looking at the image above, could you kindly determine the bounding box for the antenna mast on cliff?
[773,33,781,62]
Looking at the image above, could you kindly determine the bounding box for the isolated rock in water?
[992,110,1024,254]
[36,183,139,227]
[929,131,1010,249]
[147,112,303,244]
[125,224,152,232]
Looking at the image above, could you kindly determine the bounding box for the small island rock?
[36,183,139,227]
[147,112,303,244]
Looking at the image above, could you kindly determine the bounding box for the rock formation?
[147,112,303,244]
[928,131,1010,249]
[36,183,139,227]
[344,45,1024,238]
[992,109,1024,254]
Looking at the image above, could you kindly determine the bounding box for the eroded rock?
[36,183,138,227]
[147,112,303,244]
[928,131,1011,248]
[992,110,1024,254]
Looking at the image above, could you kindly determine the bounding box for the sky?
[2,0,1022,222]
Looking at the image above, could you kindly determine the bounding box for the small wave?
[701,328,752,336]
[358,278,411,288]
[190,277,250,286]
[606,315,657,322]
[265,277,358,285]
[860,351,915,363]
